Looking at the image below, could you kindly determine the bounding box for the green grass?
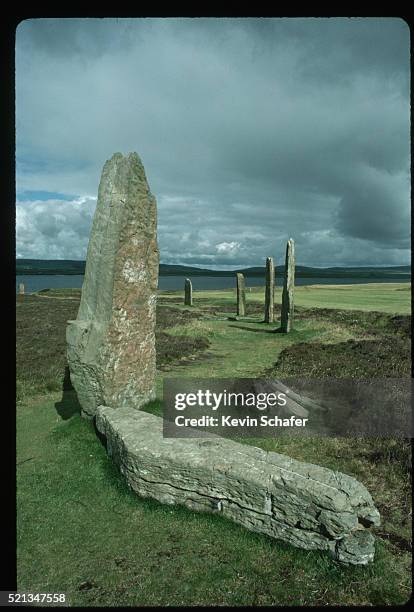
[158,317,322,379]
[33,281,412,313]
[177,282,411,314]
[17,394,411,606]
[16,285,412,606]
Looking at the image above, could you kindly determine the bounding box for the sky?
[16,17,410,269]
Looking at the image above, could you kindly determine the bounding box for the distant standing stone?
[280,239,295,333]
[19,283,25,295]
[184,278,193,306]
[264,257,275,323]
[66,152,159,418]
[236,273,246,317]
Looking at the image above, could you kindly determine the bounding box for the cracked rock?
[95,406,380,565]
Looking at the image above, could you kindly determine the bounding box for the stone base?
[95,406,380,565]
[66,319,156,419]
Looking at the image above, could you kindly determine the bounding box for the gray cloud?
[16,17,410,267]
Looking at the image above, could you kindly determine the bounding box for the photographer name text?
[174,414,308,428]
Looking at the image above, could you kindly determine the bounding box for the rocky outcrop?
[66,153,159,418]
[96,406,380,565]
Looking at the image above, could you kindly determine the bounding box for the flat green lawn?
[292,283,411,313]
[178,282,411,314]
[16,285,412,606]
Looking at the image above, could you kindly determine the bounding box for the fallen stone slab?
[95,406,380,565]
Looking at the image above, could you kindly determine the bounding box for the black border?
[4,11,413,608]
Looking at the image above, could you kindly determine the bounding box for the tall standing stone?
[66,152,159,418]
[236,272,246,317]
[19,283,25,295]
[264,257,275,323]
[184,278,193,306]
[280,239,295,333]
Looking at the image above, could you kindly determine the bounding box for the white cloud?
[215,241,241,255]
[16,196,96,259]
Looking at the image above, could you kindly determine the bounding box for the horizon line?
[15,258,411,270]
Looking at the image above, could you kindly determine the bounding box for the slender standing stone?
[280,239,295,333]
[184,278,193,306]
[264,257,275,323]
[19,283,25,295]
[236,272,246,317]
[66,152,159,418]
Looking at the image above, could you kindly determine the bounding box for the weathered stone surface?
[236,272,246,317]
[66,152,159,418]
[335,530,377,565]
[264,257,275,323]
[184,278,193,306]
[96,406,380,565]
[280,239,295,333]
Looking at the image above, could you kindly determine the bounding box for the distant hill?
[16,259,411,279]
[16,259,86,275]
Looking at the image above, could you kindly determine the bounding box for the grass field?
[177,282,410,314]
[16,283,412,606]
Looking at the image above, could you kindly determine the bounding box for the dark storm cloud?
[16,17,410,266]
